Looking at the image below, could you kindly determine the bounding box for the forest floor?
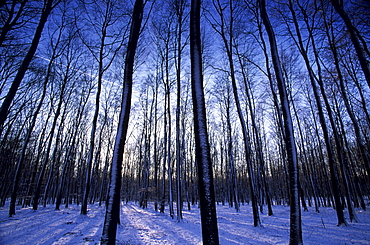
[0,201,369,244]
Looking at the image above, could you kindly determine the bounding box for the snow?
[1,202,369,244]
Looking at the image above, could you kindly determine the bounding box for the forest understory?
[1,201,369,245]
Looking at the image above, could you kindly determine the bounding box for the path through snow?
[0,202,369,244]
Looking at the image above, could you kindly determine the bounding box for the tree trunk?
[290,0,347,226]
[235,45,273,216]
[0,0,55,135]
[190,0,219,243]
[259,0,302,243]
[100,0,144,243]
[166,88,174,218]
[56,90,90,210]
[32,65,70,210]
[175,0,185,222]
[329,0,370,89]
[213,0,258,223]
[8,39,55,215]
[153,79,159,211]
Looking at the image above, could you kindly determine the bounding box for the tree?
[55,78,92,210]
[80,0,127,216]
[259,0,302,243]
[32,28,81,210]
[8,12,65,215]
[0,0,29,47]
[174,0,187,223]
[235,42,273,215]
[329,0,370,89]
[190,0,219,243]
[0,0,58,136]
[283,0,347,226]
[100,0,144,243]
[209,0,260,224]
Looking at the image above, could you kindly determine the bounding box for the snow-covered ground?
[0,201,369,244]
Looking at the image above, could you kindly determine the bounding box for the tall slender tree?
[100,0,144,243]
[190,0,219,243]
[174,0,187,222]
[259,0,302,243]
[210,0,260,224]
[80,0,127,215]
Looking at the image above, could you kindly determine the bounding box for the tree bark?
[100,0,144,243]
[175,0,185,222]
[259,0,302,243]
[190,0,219,243]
